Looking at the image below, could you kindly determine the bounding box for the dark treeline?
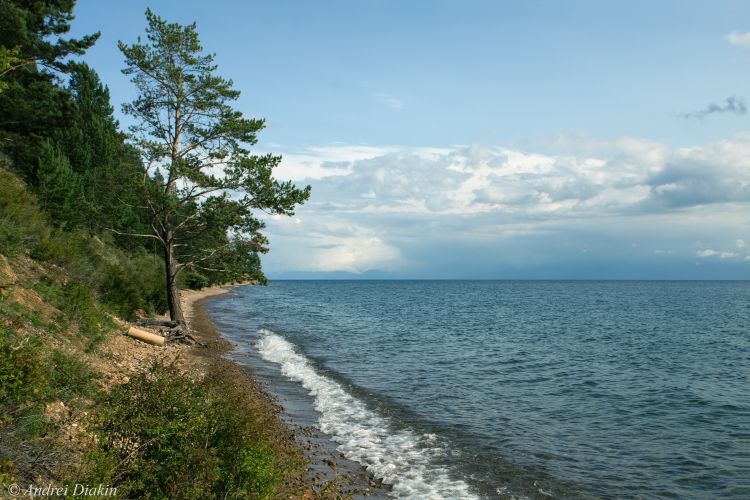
[0,3,313,496]
[0,0,304,314]
[0,1,170,317]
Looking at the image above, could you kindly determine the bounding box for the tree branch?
[102,226,164,245]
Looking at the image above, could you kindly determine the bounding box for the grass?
[0,166,310,498]
[1,268,307,498]
[80,363,290,499]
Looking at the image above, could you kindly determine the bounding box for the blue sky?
[70,0,750,278]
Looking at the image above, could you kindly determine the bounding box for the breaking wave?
[255,328,478,499]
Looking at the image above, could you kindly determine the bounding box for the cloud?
[274,145,397,180]
[298,139,750,217]
[737,239,746,248]
[261,137,750,276]
[261,216,401,273]
[695,249,738,259]
[727,31,750,48]
[638,137,750,210]
[683,96,747,120]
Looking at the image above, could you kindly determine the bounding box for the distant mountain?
[267,269,395,280]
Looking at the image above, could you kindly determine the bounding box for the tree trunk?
[163,230,186,325]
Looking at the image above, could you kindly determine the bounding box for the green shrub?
[49,349,94,399]
[0,324,48,405]
[0,168,50,257]
[184,271,209,291]
[0,316,94,407]
[100,253,167,319]
[86,363,280,499]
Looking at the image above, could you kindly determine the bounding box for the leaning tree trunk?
[163,232,186,326]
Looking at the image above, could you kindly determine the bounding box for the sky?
[69,0,750,279]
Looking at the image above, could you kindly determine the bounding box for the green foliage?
[0,5,150,242]
[33,231,167,321]
[52,63,154,238]
[0,165,49,256]
[118,10,310,320]
[36,139,82,226]
[183,271,209,290]
[0,45,21,92]
[0,0,99,72]
[100,253,167,318]
[0,0,98,181]
[0,323,47,405]
[49,349,94,399]
[87,364,280,499]
[60,280,110,349]
[0,166,167,320]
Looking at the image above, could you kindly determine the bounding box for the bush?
[0,324,47,405]
[184,271,209,290]
[100,253,167,319]
[49,349,94,399]
[86,363,280,499]
[0,167,50,257]
[0,315,93,407]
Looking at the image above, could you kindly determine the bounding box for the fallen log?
[126,326,165,347]
[135,318,181,328]
[167,330,206,347]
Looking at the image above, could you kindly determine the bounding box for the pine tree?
[36,139,81,226]
[118,10,310,324]
[0,0,98,181]
[55,63,150,237]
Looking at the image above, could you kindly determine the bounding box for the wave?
[255,328,478,499]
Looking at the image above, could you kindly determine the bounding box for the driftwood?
[130,318,207,347]
[135,318,181,328]
[126,327,165,347]
[166,330,206,347]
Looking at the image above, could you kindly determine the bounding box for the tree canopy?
[0,0,99,181]
[0,2,308,324]
[118,10,310,323]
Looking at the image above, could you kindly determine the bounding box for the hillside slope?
[0,168,311,498]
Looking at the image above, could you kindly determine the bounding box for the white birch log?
[126,326,165,347]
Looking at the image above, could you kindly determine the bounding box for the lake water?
[206,281,750,499]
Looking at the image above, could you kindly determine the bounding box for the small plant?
[0,324,48,405]
[49,349,94,399]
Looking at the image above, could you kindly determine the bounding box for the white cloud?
[736,238,746,248]
[262,216,400,274]
[727,31,750,48]
[695,249,738,259]
[275,145,397,180]
[299,137,750,218]
[262,136,750,275]
[310,234,400,273]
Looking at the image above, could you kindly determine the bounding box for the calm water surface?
[206,281,750,499]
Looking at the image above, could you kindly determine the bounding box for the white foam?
[256,328,479,499]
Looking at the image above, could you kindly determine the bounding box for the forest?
[0,2,316,497]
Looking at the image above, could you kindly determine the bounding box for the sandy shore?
[178,284,236,326]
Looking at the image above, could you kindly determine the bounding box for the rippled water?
[206,281,750,499]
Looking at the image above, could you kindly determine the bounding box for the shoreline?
[183,285,390,498]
